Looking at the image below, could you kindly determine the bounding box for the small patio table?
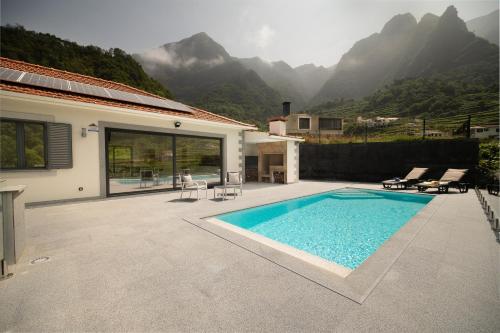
[214,185,239,200]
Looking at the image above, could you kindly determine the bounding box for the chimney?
[282,101,291,116]
[268,116,287,136]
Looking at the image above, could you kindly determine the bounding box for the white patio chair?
[213,171,243,200]
[180,174,208,200]
[225,171,243,196]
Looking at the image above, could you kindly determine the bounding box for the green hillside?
[0,25,172,98]
[188,66,282,128]
[305,64,499,137]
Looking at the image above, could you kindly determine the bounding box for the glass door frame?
[104,127,224,197]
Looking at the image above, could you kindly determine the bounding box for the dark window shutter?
[47,122,73,169]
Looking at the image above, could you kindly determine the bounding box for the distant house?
[470,125,499,139]
[425,130,445,138]
[375,116,399,125]
[356,116,375,127]
[278,102,343,136]
[357,116,399,127]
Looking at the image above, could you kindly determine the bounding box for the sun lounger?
[487,184,499,195]
[382,167,428,189]
[487,171,499,196]
[416,168,469,193]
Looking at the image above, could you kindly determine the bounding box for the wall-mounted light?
[81,128,87,137]
[174,121,181,128]
[88,123,99,132]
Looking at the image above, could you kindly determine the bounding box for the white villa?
[0,58,303,204]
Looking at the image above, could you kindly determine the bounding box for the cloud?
[141,47,174,65]
[140,47,225,69]
[255,24,276,48]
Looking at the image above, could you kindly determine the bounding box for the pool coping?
[183,187,445,304]
[205,216,353,278]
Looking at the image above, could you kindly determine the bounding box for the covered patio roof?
[245,131,304,144]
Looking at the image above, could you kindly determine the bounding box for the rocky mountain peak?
[381,13,418,35]
[163,32,231,62]
[437,6,468,33]
[418,13,439,27]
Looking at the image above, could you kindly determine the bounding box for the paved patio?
[1,181,499,332]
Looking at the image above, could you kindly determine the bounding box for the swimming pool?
[214,188,433,272]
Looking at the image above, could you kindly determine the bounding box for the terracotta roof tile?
[268,116,288,122]
[0,57,256,128]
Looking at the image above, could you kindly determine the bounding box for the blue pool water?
[216,188,433,269]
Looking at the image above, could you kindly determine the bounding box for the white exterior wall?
[269,121,286,136]
[286,141,299,183]
[0,92,245,203]
[471,127,499,139]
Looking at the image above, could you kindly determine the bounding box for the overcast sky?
[2,0,498,67]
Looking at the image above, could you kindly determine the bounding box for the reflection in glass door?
[175,136,222,188]
[106,129,174,194]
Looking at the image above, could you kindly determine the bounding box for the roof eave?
[0,90,258,130]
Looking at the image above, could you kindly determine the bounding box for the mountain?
[135,33,281,126]
[294,63,334,101]
[237,57,307,110]
[312,13,436,104]
[305,8,499,127]
[138,32,231,73]
[0,25,172,98]
[136,32,333,117]
[312,6,499,105]
[237,59,333,110]
[467,10,499,45]
[405,6,498,77]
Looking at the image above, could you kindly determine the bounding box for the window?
[319,118,342,130]
[298,117,311,130]
[1,119,46,169]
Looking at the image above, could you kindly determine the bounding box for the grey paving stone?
[0,181,498,332]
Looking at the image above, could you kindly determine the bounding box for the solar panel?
[0,68,23,81]
[0,67,193,113]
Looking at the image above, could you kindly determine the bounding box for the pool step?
[328,192,383,200]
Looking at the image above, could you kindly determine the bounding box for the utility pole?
[422,118,426,140]
[466,115,471,139]
[364,123,368,144]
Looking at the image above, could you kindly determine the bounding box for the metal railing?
[475,187,499,242]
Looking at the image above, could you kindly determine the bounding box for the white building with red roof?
[0,58,302,203]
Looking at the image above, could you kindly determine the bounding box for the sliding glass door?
[106,128,222,195]
[175,136,222,187]
[106,129,174,195]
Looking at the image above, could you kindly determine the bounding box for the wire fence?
[304,112,499,144]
